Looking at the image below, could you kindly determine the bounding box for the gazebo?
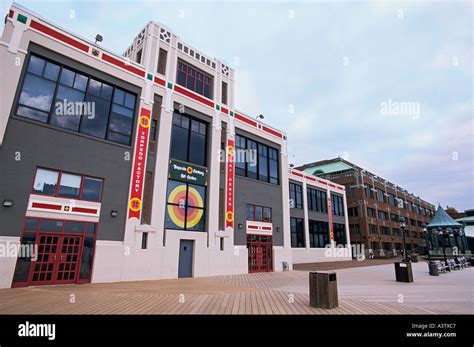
[425,205,470,260]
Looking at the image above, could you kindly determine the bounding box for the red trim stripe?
[306,176,317,181]
[31,202,62,211]
[328,184,336,188]
[261,226,272,231]
[102,53,145,77]
[221,106,229,115]
[262,125,283,139]
[72,207,98,214]
[318,180,328,185]
[248,225,259,229]
[235,113,257,127]
[337,186,345,191]
[154,76,166,86]
[292,171,304,178]
[30,20,89,53]
[174,85,214,108]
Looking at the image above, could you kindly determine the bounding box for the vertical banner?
[327,194,334,240]
[128,107,151,219]
[225,139,235,231]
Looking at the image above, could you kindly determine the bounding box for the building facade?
[297,158,435,256]
[0,4,350,288]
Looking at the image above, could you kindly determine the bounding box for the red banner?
[328,195,334,240]
[128,107,151,219]
[225,139,235,231]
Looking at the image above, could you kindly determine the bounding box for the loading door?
[247,234,273,273]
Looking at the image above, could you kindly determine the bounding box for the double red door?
[247,235,273,273]
[29,233,84,286]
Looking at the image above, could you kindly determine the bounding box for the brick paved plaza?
[0,262,472,315]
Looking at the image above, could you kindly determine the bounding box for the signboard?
[168,159,208,186]
[225,139,235,231]
[327,195,334,240]
[128,107,151,219]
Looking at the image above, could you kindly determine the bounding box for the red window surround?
[177,61,213,100]
[31,167,104,203]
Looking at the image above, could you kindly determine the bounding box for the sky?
[2,0,473,210]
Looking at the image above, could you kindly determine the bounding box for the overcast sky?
[3,0,473,210]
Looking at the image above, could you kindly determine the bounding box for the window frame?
[246,204,272,223]
[289,182,303,209]
[31,167,104,203]
[176,60,213,99]
[15,53,137,146]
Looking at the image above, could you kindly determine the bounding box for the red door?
[247,235,273,273]
[29,233,83,286]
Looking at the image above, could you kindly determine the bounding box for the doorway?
[247,234,273,273]
[178,240,194,278]
[29,233,84,285]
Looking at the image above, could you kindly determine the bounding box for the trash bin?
[309,271,338,309]
[394,261,414,283]
[282,261,289,271]
[428,262,439,276]
[411,255,418,263]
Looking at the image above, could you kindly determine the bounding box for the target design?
[167,184,204,228]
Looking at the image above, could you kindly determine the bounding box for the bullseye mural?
[166,183,204,229]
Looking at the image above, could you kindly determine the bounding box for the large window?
[289,183,303,209]
[246,204,272,222]
[331,194,344,216]
[177,60,213,99]
[376,188,385,202]
[367,207,376,218]
[290,217,305,248]
[378,210,388,221]
[170,112,207,167]
[165,180,206,231]
[365,184,373,199]
[16,54,137,145]
[309,220,329,248]
[234,134,280,185]
[307,187,327,213]
[32,168,103,202]
[333,223,346,245]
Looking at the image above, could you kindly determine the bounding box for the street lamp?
[438,227,448,266]
[399,216,408,262]
[422,223,431,262]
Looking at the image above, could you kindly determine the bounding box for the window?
[290,217,305,248]
[307,187,327,213]
[221,81,228,105]
[170,113,207,166]
[376,188,385,202]
[32,168,103,202]
[234,134,280,185]
[157,48,167,75]
[309,220,329,248]
[246,204,272,222]
[412,231,418,238]
[58,173,81,198]
[176,60,213,99]
[365,184,373,199]
[136,49,142,64]
[165,180,206,231]
[141,232,148,249]
[369,224,378,234]
[367,207,376,218]
[378,210,388,221]
[258,144,269,182]
[388,194,396,206]
[16,54,137,145]
[350,224,360,234]
[390,213,398,222]
[289,183,303,209]
[331,194,344,216]
[348,207,358,217]
[392,228,401,236]
[333,223,346,245]
[380,226,390,235]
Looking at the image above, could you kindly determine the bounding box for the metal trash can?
[309,271,338,309]
[394,262,414,283]
[282,261,289,271]
[428,262,439,276]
